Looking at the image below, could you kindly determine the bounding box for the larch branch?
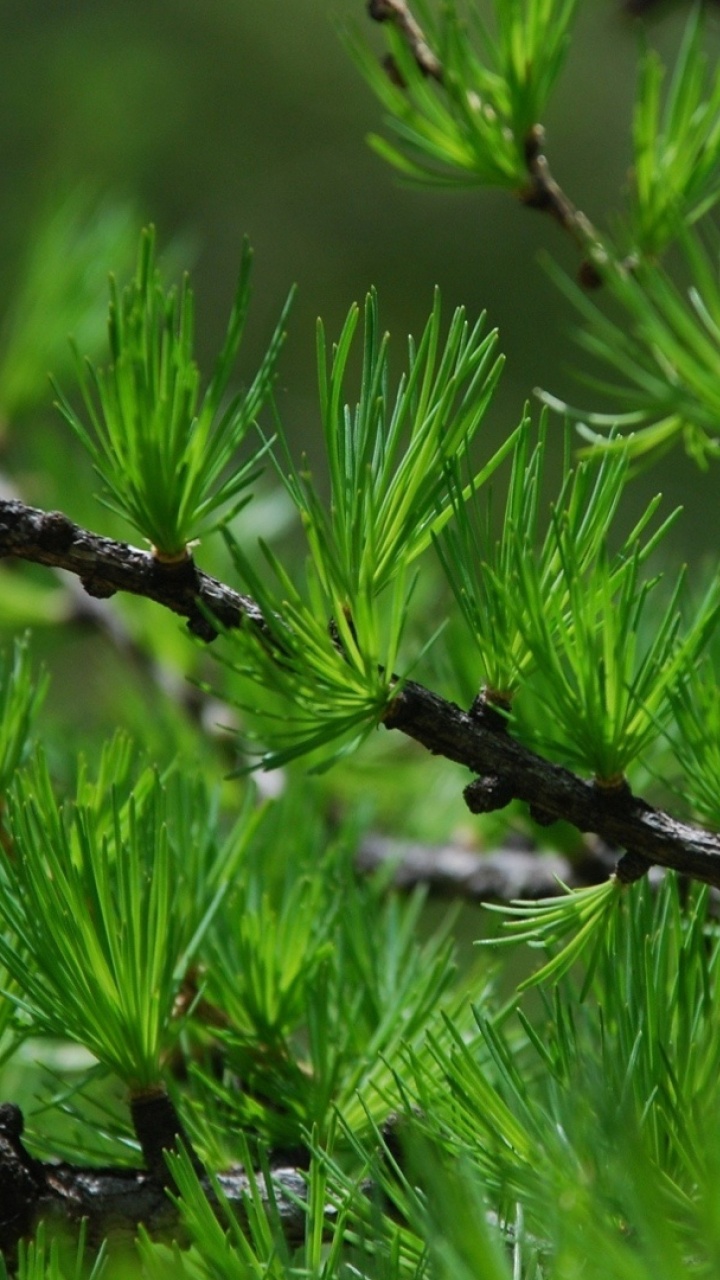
[2,496,720,890]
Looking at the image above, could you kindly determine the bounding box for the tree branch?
[0,1103,310,1263]
[367,0,443,81]
[382,682,719,886]
[2,496,720,890]
[365,0,606,284]
[0,499,265,642]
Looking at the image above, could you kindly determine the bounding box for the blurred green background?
[2,0,718,551]
[0,0,718,791]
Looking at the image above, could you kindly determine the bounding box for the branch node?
[37,510,77,553]
[368,0,395,19]
[615,850,653,884]
[464,774,514,814]
[469,688,511,732]
[80,577,117,600]
[577,258,604,289]
[129,1088,203,1183]
[528,802,556,828]
[382,53,408,88]
[593,775,633,807]
[151,553,199,589]
[187,612,219,642]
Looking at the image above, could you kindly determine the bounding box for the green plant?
[5,2,720,1278]
[55,229,293,560]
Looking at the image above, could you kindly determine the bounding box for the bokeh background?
[0,0,718,784]
[2,1,717,540]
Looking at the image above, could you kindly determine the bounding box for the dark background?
[1,0,717,553]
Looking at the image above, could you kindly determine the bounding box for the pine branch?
[0,498,266,642]
[365,0,605,277]
[3,496,720,890]
[382,682,719,886]
[0,1103,309,1263]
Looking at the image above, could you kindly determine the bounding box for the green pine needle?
[218,288,510,772]
[0,747,255,1091]
[482,877,623,991]
[349,0,579,189]
[55,228,293,558]
[629,11,720,257]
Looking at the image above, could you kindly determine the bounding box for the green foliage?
[218,288,512,770]
[0,741,251,1091]
[317,878,720,1280]
[512,522,717,781]
[541,231,720,465]
[0,1222,107,1280]
[0,634,48,794]
[137,1142,353,1280]
[0,190,139,426]
[629,11,720,257]
[437,416,719,782]
[437,417,643,702]
[175,795,480,1151]
[8,3,720,1277]
[484,876,623,990]
[668,656,720,826]
[55,229,293,558]
[351,0,578,188]
[357,2,720,470]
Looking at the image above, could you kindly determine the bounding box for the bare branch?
[0,499,265,642]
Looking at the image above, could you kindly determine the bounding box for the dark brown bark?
[383,682,720,886]
[128,1088,203,1183]
[0,1102,308,1263]
[0,499,264,642]
[2,496,720,890]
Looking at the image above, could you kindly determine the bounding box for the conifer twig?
[0,499,265,642]
[0,1102,308,1262]
[367,0,443,80]
[2,496,720,890]
[520,125,605,283]
[365,1,606,281]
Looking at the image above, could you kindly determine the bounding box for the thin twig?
[367,0,443,80]
[365,2,607,284]
[520,125,606,284]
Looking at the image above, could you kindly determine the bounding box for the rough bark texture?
[0,499,264,641]
[2,496,720,889]
[0,1102,309,1264]
[3,495,720,1255]
[382,681,720,886]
